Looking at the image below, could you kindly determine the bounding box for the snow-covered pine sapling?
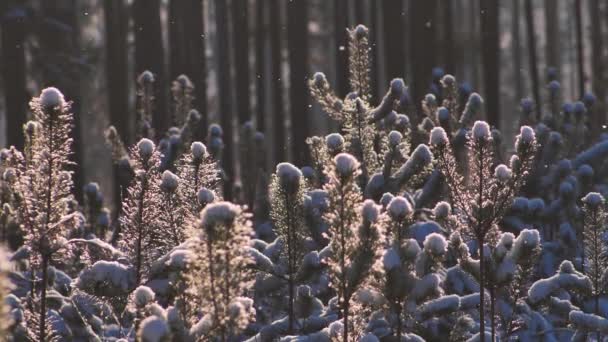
[269,162,307,333]
[177,141,220,217]
[581,191,608,340]
[430,123,537,340]
[186,202,255,341]
[7,88,83,340]
[171,74,194,127]
[324,153,382,341]
[137,70,156,139]
[120,138,163,285]
[158,170,189,249]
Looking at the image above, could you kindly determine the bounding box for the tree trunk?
[480,0,500,128]
[269,0,285,165]
[589,0,604,138]
[544,0,560,77]
[443,0,455,74]
[40,0,84,200]
[287,0,310,166]
[410,0,438,111]
[574,0,585,98]
[513,0,523,102]
[255,0,266,132]
[479,235,486,341]
[524,0,541,113]
[215,0,234,200]
[232,0,251,125]
[334,0,349,97]
[1,2,27,150]
[382,0,405,81]
[133,0,167,136]
[104,0,130,230]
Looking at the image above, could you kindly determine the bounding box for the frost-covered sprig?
[177,141,220,217]
[581,192,608,325]
[347,24,371,100]
[269,162,307,333]
[171,74,194,127]
[186,201,255,341]
[137,71,156,139]
[158,171,190,251]
[323,153,382,341]
[119,138,164,285]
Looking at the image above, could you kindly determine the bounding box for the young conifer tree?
[324,153,382,341]
[430,123,537,339]
[119,138,163,285]
[185,201,255,341]
[7,88,80,340]
[269,162,307,333]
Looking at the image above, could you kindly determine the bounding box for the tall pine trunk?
[232,0,251,125]
[410,0,437,111]
[524,0,541,112]
[215,0,234,200]
[574,0,585,98]
[287,0,310,166]
[1,2,27,149]
[255,0,266,132]
[480,0,500,128]
[269,0,285,165]
[334,0,349,97]
[589,0,604,138]
[382,1,405,81]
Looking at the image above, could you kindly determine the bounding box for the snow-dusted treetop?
[361,199,380,223]
[333,153,360,178]
[200,201,241,228]
[430,127,449,146]
[387,196,413,220]
[40,87,66,109]
[582,192,604,208]
[472,121,491,142]
[137,138,155,160]
[191,141,207,160]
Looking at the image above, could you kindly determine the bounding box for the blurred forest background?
[0,0,605,208]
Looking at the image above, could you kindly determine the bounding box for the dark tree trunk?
[269,0,285,164]
[232,0,251,125]
[382,0,405,81]
[334,0,349,97]
[104,0,130,227]
[410,0,438,109]
[40,0,84,200]
[133,0,167,136]
[574,0,585,98]
[589,0,604,137]
[524,0,541,113]
[190,0,207,138]
[353,0,365,25]
[369,1,379,100]
[544,0,560,77]
[443,0,455,74]
[287,0,310,166]
[480,0,500,128]
[513,0,523,102]
[104,0,129,142]
[1,2,27,149]
[215,0,234,200]
[255,0,266,131]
